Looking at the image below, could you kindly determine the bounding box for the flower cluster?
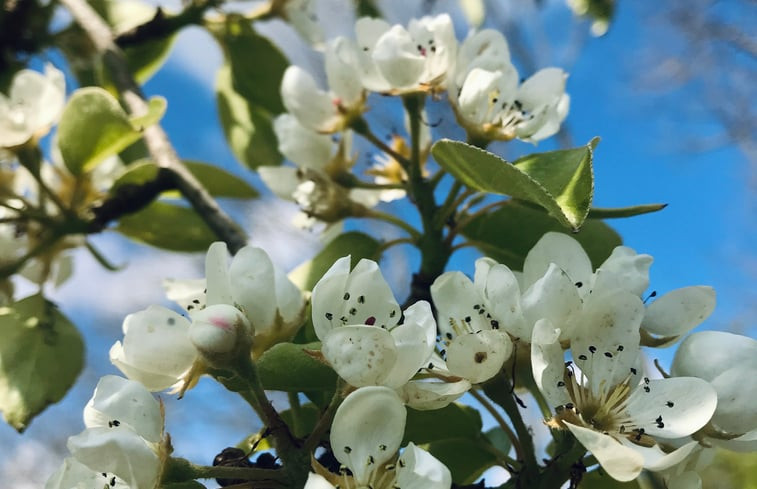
[259,13,568,226]
[110,242,306,392]
[46,376,166,489]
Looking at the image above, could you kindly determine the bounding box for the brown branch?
[59,0,248,254]
[114,0,220,47]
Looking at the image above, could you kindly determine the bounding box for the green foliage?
[213,17,289,115]
[216,64,282,169]
[0,294,84,432]
[462,201,622,270]
[587,203,667,219]
[581,469,639,488]
[58,87,165,174]
[484,427,512,455]
[289,232,382,291]
[256,342,337,392]
[114,159,258,198]
[403,403,483,445]
[432,138,597,230]
[280,403,320,438]
[427,438,499,485]
[116,201,217,251]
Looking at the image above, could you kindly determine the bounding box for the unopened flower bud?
[190,304,252,366]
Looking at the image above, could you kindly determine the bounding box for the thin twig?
[59,0,248,254]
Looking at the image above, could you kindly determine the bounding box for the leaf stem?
[363,208,421,240]
[303,379,345,453]
[351,118,411,169]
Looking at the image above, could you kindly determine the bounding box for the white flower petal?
[280,66,337,131]
[671,330,757,382]
[339,258,401,329]
[274,114,333,170]
[522,232,592,292]
[521,263,582,341]
[83,376,161,442]
[311,256,352,339]
[110,305,196,391]
[571,289,644,395]
[229,246,277,331]
[372,25,426,90]
[205,241,232,306]
[431,271,491,339]
[642,286,716,337]
[322,325,397,387]
[396,442,452,489]
[283,0,324,47]
[325,37,364,106]
[531,319,571,409]
[45,457,129,489]
[565,422,644,482]
[594,246,652,296]
[331,386,406,485]
[382,301,436,388]
[624,377,717,438]
[446,330,512,383]
[68,427,160,489]
[304,472,335,489]
[516,68,567,111]
[401,378,471,410]
[710,367,757,434]
[273,266,305,327]
[163,278,206,311]
[632,440,700,472]
[455,29,512,88]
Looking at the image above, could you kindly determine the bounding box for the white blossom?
[0,64,65,148]
[353,14,457,93]
[311,256,469,408]
[531,291,718,482]
[450,30,569,143]
[672,331,757,449]
[309,386,452,489]
[49,376,165,489]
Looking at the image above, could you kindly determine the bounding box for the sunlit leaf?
[432,138,597,230]
[587,203,667,219]
[58,88,164,174]
[0,294,84,431]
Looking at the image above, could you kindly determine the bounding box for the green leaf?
[356,0,382,16]
[114,159,258,198]
[280,403,320,438]
[580,469,639,488]
[116,201,217,251]
[432,138,597,230]
[216,64,282,169]
[484,427,512,456]
[129,96,167,130]
[289,232,382,291]
[587,203,667,219]
[58,88,165,174]
[160,482,206,489]
[214,17,289,115]
[256,342,337,391]
[403,403,483,445]
[427,438,498,485]
[0,294,84,431]
[462,201,621,270]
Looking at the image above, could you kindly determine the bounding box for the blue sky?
[2,0,754,486]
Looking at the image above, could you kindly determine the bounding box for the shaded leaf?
[432,138,597,230]
[462,201,621,270]
[0,294,84,431]
[116,201,217,251]
[280,403,320,438]
[213,17,289,114]
[484,427,512,456]
[216,64,282,169]
[114,159,258,198]
[580,469,639,488]
[256,342,337,392]
[289,232,382,291]
[402,403,483,445]
[427,437,498,485]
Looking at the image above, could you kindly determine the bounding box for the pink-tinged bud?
[190,304,252,366]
